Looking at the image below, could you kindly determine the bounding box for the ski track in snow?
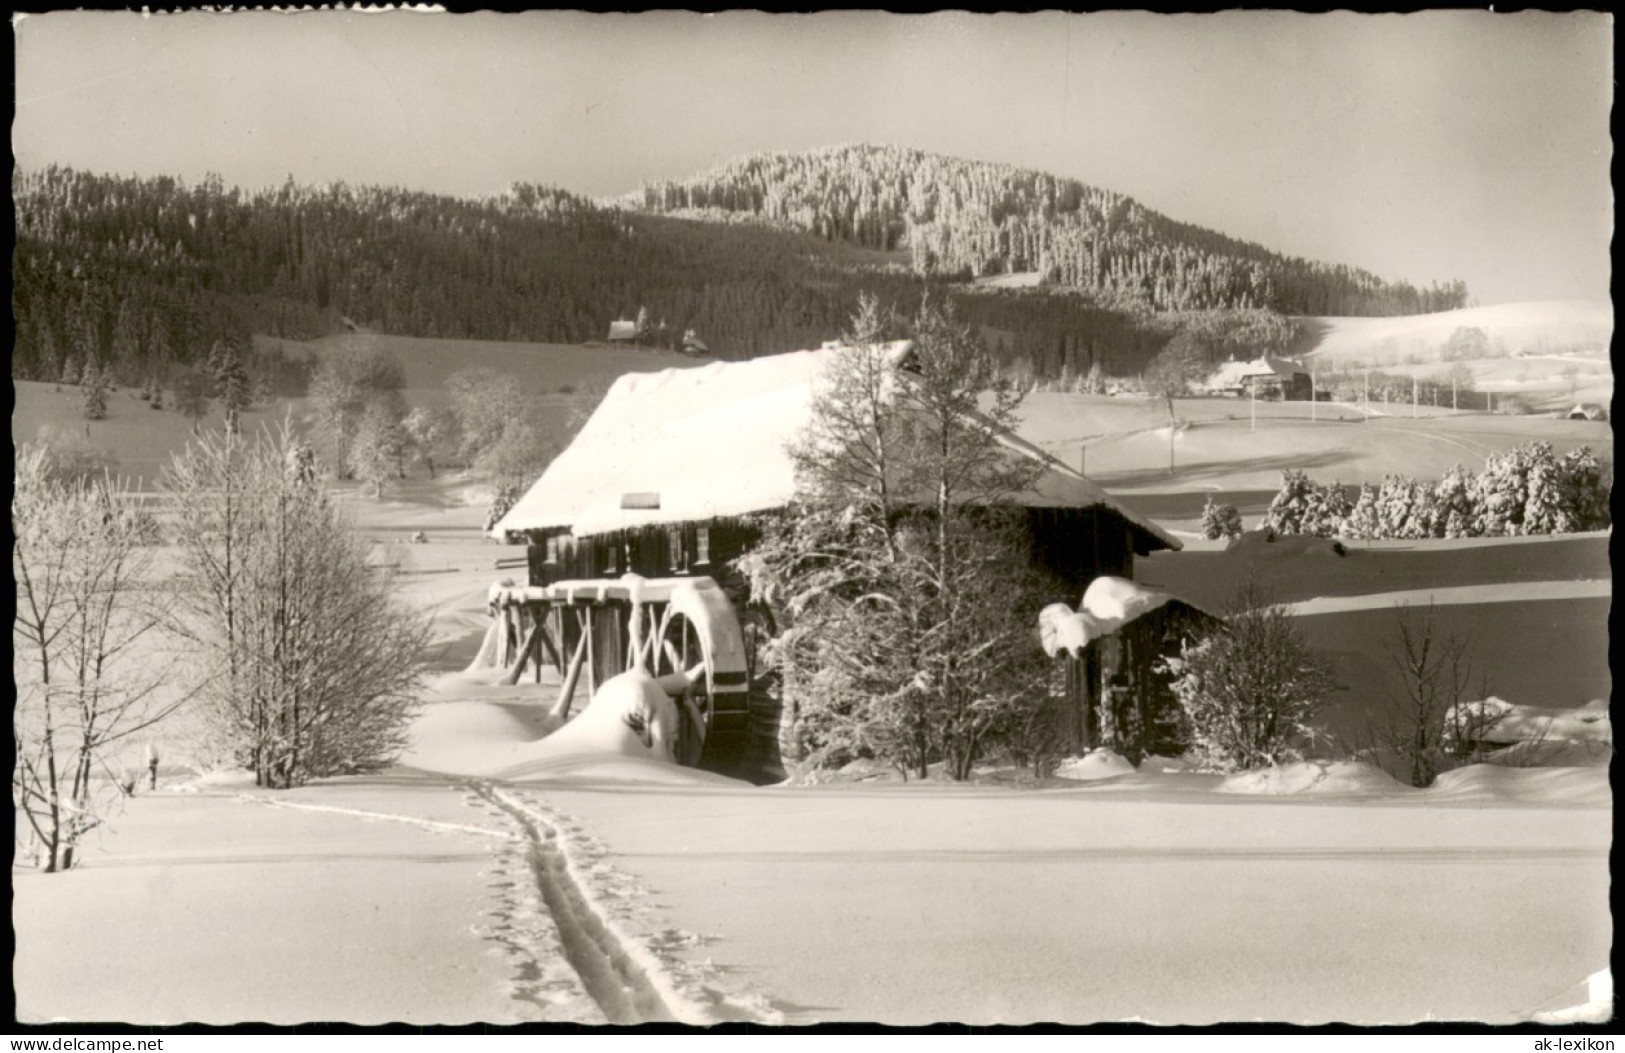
[459,787,608,1025]
[214,782,781,1025]
[479,784,785,1027]
[215,787,604,1023]
[215,790,517,842]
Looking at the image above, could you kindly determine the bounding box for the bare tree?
[165,427,431,788]
[442,368,558,506]
[309,341,406,477]
[13,445,187,871]
[347,401,406,499]
[445,367,534,465]
[171,370,212,435]
[1142,332,1208,474]
[472,417,556,496]
[1376,601,1486,787]
[401,405,458,478]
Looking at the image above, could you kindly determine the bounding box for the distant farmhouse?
[1203,356,1312,400]
[607,316,709,356]
[606,318,644,344]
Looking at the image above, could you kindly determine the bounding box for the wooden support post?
[500,617,546,692]
[550,629,590,721]
[535,609,563,677]
[502,606,519,668]
[584,607,597,699]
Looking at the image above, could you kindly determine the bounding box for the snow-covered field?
[12,483,1613,1027]
[16,735,1610,1025]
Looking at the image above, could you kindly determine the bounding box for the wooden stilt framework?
[486,576,753,771]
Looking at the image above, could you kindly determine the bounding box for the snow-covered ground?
[19,676,1608,1025]
[12,482,1613,1026]
[13,782,542,1025]
[533,764,1611,1025]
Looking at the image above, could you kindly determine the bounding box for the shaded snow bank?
[1428,765,1611,807]
[1449,695,1611,746]
[1054,750,1137,781]
[1218,761,1410,796]
[1050,753,1607,805]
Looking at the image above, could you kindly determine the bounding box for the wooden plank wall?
[527,520,765,588]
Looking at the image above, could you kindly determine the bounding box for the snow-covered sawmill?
[483,339,1203,780]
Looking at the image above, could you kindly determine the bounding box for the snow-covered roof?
[607,320,640,341]
[1205,356,1307,390]
[494,342,1179,551]
[1039,576,1219,656]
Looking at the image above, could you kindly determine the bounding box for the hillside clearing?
[1294,300,1611,366]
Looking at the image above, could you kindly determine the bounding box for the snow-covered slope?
[1297,300,1611,366]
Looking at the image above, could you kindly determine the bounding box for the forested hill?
[13,157,1448,391]
[11,165,908,384]
[630,144,1468,317]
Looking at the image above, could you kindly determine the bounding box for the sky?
[12,10,1614,307]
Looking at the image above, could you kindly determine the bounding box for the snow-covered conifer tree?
[1375,475,1419,539]
[1433,465,1477,538]
[1523,454,1566,534]
[1558,447,1610,532]
[1470,445,1531,536]
[80,361,110,420]
[1339,482,1382,539]
[1311,481,1352,537]
[1199,495,1243,540]
[1263,469,1316,535]
[744,294,1054,780]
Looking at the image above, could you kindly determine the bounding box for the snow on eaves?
[493,342,1179,551]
